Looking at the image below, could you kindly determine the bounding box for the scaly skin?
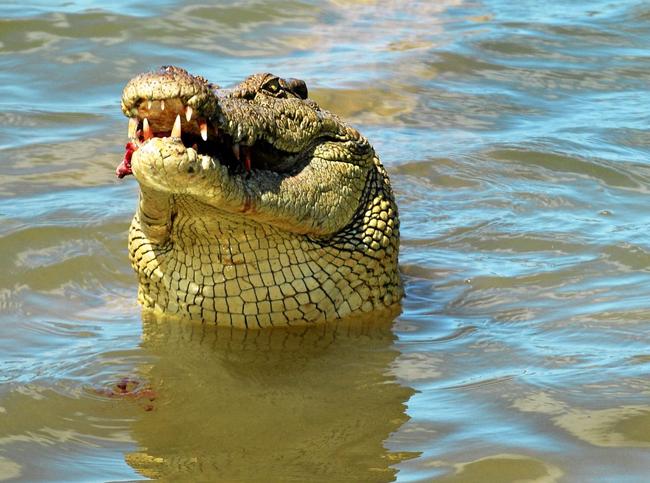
[120,66,401,328]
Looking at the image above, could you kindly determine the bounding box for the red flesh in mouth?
[116,142,138,178]
[243,146,251,172]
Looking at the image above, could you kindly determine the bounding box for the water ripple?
[2,0,650,481]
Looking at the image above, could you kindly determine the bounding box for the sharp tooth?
[143,118,153,140]
[185,105,193,122]
[128,117,138,138]
[232,143,240,160]
[160,100,165,110]
[147,100,152,110]
[171,114,182,138]
[200,121,208,141]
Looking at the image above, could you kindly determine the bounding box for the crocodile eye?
[261,77,282,95]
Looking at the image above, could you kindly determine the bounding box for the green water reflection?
[125,310,416,481]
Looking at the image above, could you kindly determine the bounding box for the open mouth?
[116,97,297,179]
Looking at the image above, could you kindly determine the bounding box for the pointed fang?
[232,143,240,160]
[147,100,152,109]
[185,105,193,122]
[143,118,153,140]
[200,121,208,141]
[171,114,182,138]
[128,117,138,138]
[160,100,165,110]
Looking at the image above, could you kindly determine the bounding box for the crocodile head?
[118,66,401,327]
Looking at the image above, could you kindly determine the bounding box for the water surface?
[2,0,650,481]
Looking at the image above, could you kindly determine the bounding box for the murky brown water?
[2,0,650,481]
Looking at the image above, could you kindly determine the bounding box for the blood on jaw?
[116,142,138,178]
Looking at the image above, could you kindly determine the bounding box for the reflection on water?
[437,454,563,483]
[514,392,650,448]
[3,0,650,480]
[126,311,414,481]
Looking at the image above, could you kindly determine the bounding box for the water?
[2,0,650,480]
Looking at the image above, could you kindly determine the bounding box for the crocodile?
[117,66,401,328]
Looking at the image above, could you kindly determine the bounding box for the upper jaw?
[120,65,217,121]
[121,66,221,155]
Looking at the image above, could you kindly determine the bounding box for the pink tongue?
[116,142,137,179]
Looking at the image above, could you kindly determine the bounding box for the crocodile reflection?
[125,310,415,481]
